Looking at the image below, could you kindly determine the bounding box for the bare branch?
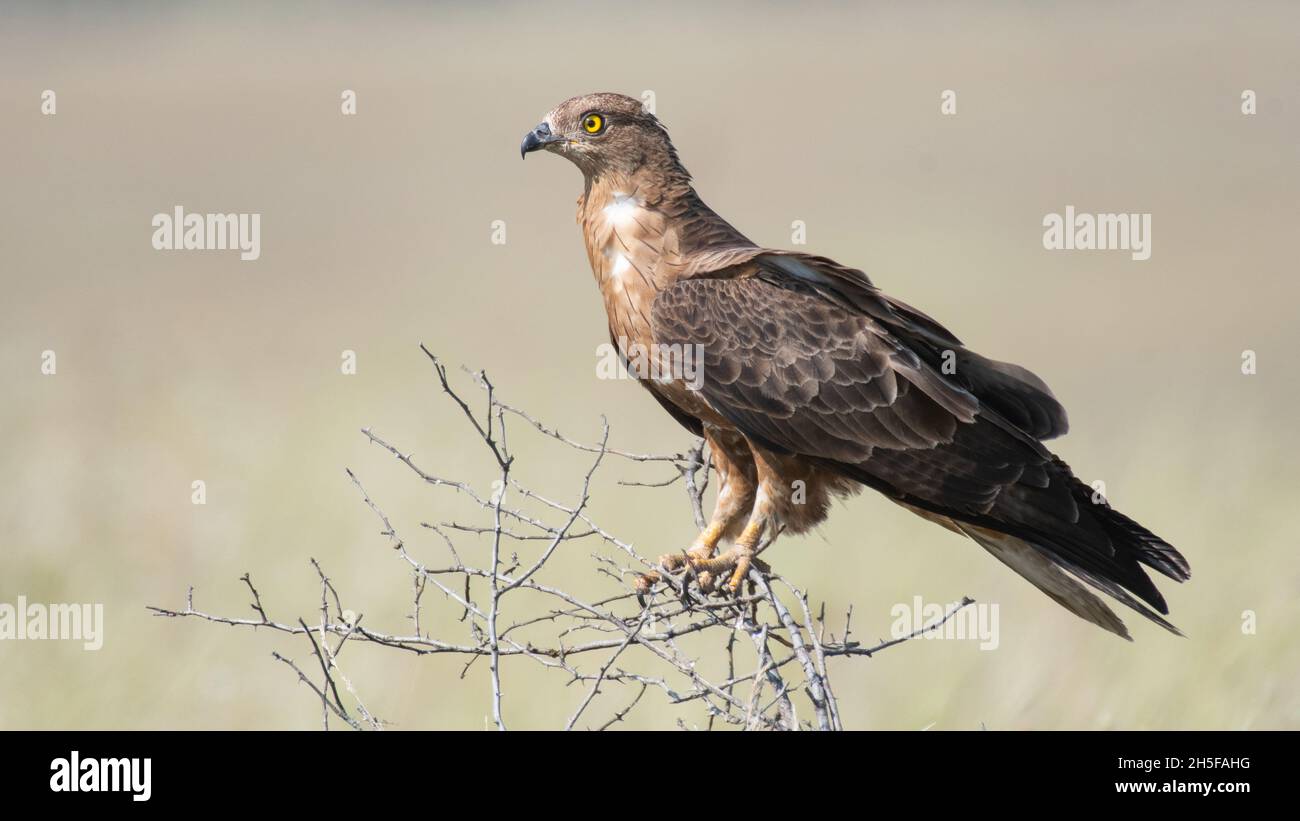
[148,347,973,730]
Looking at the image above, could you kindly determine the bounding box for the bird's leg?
[656,521,726,572]
[634,428,757,597]
[634,503,750,595]
[688,444,786,593]
[689,494,774,594]
[634,522,728,596]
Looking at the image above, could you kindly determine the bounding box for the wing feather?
[651,268,1187,635]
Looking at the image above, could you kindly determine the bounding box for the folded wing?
[651,264,1188,637]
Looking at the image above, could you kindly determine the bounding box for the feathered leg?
[689,445,784,592]
[635,426,755,595]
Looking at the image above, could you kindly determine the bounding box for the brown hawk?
[522,93,1189,639]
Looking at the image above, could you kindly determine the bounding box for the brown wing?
[650,269,1188,635]
[756,252,1071,440]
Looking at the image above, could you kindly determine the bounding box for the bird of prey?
[521,92,1190,638]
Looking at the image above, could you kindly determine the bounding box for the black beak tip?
[520,122,553,160]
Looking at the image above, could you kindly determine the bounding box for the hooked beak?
[520,122,561,159]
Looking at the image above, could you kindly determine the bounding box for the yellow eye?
[582,114,605,134]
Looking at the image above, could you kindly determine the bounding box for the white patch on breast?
[599,192,642,287]
[611,252,631,277]
[602,192,641,227]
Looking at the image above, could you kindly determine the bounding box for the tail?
[960,527,1180,640]
[959,524,1137,639]
[963,483,1190,639]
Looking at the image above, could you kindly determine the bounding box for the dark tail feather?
[1055,557,1186,637]
[1030,482,1190,635]
[964,524,1186,639]
[979,477,1190,637]
[1097,504,1192,582]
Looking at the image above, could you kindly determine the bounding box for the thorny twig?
[148,346,974,730]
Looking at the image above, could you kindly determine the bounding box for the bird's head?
[520,92,682,180]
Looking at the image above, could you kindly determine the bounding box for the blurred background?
[1,0,1296,730]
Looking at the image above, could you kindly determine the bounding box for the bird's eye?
[582,113,606,135]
